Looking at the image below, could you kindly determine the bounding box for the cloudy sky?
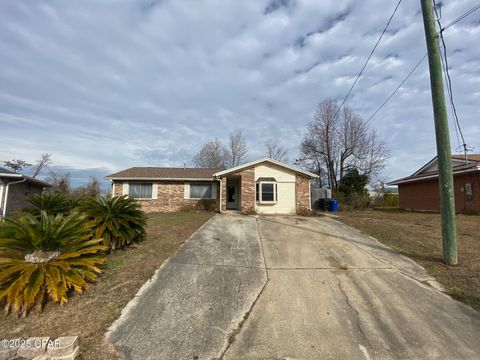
[0,0,478,188]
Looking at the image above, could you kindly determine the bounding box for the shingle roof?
[388,154,480,185]
[106,167,222,180]
[0,167,19,175]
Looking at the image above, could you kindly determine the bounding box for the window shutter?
[152,183,158,199]
[122,183,129,196]
[184,183,190,199]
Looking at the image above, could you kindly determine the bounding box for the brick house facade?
[389,155,480,214]
[107,158,317,215]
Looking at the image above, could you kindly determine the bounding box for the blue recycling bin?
[329,199,339,212]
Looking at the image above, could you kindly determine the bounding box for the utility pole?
[420,0,457,265]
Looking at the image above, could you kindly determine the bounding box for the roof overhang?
[388,167,480,185]
[105,177,215,181]
[213,158,319,178]
[0,173,23,179]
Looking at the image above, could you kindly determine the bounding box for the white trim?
[0,183,4,213]
[152,183,158,199]
[388,167,480,185]
[106,177,214,181]
[214,158,318,178]
[111,183,116,198]
[257,181,278,204]
[184,182,190,199]
[0,173,22,178]
[122,183,129,196]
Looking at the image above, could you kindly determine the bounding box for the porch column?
[220,177,227,213]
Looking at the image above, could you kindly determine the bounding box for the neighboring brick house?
[388,154,480,213]
[106,158,317,214]
[0,167,52,218]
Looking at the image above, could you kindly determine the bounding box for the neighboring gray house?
[0,167,52,218]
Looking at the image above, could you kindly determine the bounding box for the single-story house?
[0,167,52,218]
[106,157,318,214]
[388,154,480,213]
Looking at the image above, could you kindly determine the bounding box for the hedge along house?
[106,158,317,214]
[388,154,480,213]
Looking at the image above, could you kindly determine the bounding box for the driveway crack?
[217,217,269,359]
[337,279,369,345]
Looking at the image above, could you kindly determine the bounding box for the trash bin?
[329,199,339,212]
[319,198,330,211]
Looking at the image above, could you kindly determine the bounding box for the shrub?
[77,196,147,252]
[26,192,73,217]
[0,212,106,316]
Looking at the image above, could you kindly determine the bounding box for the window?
[129,183,153,199]
[190,183,212,199]
[256,182,277,203]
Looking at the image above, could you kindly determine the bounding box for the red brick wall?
[220,177,227,212]
[398,172,480,213]
[295,175,310,212]
[219,168,255,214]
[112,181,216,213]
[239,168,255,213]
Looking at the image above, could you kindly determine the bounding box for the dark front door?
[227,182,239,210]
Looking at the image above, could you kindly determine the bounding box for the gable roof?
[106,167,221,181]
[388,154,480,185]
[213,158,318,178]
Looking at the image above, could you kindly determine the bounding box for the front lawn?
[0,212,213,359]
[337,209,480,311]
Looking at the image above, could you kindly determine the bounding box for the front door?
[227,182,239,210]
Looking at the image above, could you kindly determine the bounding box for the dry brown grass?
[337,208,480,310]
[0,211,214,359]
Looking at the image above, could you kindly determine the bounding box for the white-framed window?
[189,183,213,199]
[128,183,153,199]
[256,181,277,203]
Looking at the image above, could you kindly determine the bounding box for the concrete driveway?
[107,214,480,360]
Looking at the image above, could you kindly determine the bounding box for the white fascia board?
[105,177,215,181]
[388,167,480,185]
[213,157,318,178]
[0,173,23,178]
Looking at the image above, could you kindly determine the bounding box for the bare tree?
[265,139,289,163]
[45,170,71,194]
[71,176,102,198]
[228,130,248,167]
[298,99,389,190]
[3,159,31,173]
[31,153,52,178]
[193,138,229,168]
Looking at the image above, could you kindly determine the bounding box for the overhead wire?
[330,0,403,121]
[365,1,480,127]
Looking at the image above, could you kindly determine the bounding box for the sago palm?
[77,195,147,251]
[0,212,106,316]
[27,192,72,216]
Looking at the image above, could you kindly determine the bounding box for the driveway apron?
[224,215,480,360]
[107,214,267,360]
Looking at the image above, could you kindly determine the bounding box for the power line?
[331,0,403,120]
[365,2,480,125]
[366,53,427,124]
[441,3,480,31]
[434,0,469,157]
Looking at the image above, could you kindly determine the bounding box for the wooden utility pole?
[420,0,457,265]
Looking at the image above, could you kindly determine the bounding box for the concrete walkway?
[107,214,480,360]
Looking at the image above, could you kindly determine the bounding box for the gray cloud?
[0,0,478,187]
